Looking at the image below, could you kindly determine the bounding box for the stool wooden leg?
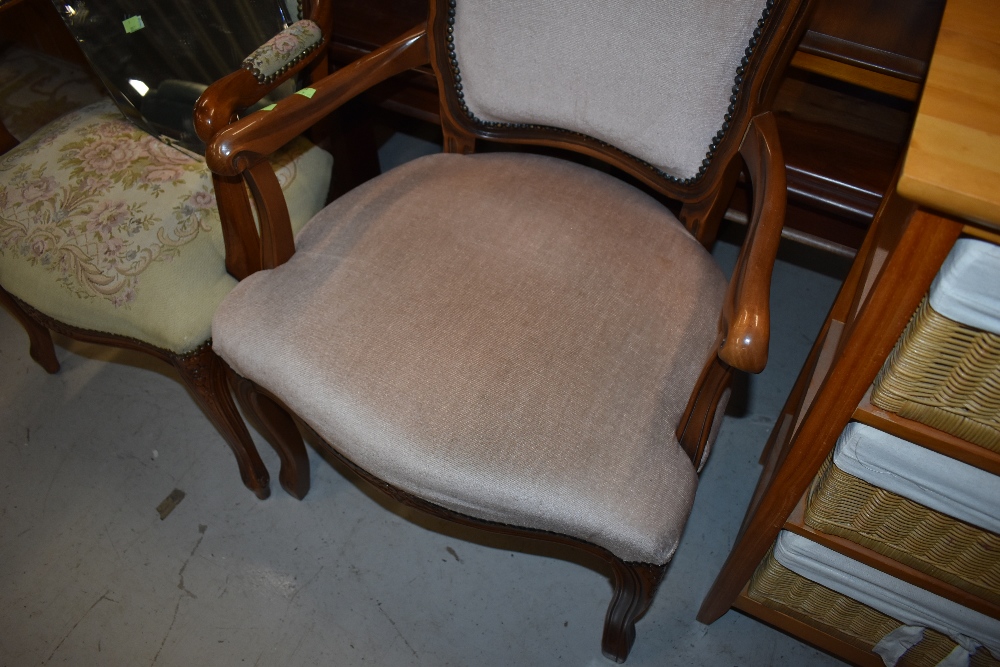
[173,346,271,499]
[0,286,59,373]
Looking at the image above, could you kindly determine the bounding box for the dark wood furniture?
[698,0,1000,661]
[201,0,811,660]
[323,0,945,257]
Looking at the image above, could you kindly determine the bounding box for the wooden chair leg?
[0,286,60,373]
[602,561,667,663]
[231,373,310,500]
[172,345,271,499]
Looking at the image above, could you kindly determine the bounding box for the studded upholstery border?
[443,0,777,184]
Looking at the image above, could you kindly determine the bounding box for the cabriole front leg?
[602,560,667,662]
[231,374,310,499]
[172,344,271,499]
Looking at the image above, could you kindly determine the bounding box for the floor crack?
[45,591,113,663]
[177,524,207,599]
[374,601,419,659]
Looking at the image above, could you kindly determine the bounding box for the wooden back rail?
[424,0,811,216]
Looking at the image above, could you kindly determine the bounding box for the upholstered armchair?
[205,0,810,660]
[0,0,334,499]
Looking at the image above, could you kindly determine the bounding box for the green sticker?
[122,15,145,33]
[261,103,276,111]
[295,87,317,99]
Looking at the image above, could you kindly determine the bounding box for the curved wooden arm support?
[193,2,334,279]
[207,24,429,177]
[718,112,786,374]
[245,160,295,269]
[213,172,262,279]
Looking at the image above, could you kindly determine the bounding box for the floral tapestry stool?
[0,99,332,497]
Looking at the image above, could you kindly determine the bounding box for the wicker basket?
[748,548,999,666]
[806,456,1000,606]
[871,299,1000,452]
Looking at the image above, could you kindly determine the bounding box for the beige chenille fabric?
[213,152,728,564]
[453,0,769,180]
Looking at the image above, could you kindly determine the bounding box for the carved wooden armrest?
[718,112,786,374]
[194,7,333,144]
[208,23,429,177]
[190,2,334,280]
[204,23,429,276]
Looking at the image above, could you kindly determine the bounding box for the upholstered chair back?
[445,0,772,183]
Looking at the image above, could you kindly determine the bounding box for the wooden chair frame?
[0,0,334,500]
[201,0,810,660]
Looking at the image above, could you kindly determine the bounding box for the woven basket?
[748,548,999,666]
[871,299,1000,452]
[806,456,1000,606]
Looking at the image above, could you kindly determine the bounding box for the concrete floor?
[0,132,852,666]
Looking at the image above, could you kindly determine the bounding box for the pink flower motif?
[140,135,195,166]
[101,236,125,263]
[79,139,138,175]
[111,286,137,307]
[79,176,113,194]
[86,201,130,236]
[271,32,299,55]
[30,237,49,257]
[20,176,57,204]
[143,165,185,183]
[189,190,216,210]
[94,118,134,138]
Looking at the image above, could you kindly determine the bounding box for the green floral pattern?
[1,101,222,306]
[242,20,322,83]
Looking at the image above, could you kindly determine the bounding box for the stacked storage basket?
[747,238,1000,667]
[871,239,1000,451]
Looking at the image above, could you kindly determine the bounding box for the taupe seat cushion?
[213,153,727,564]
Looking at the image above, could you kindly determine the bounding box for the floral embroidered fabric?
[0,99,333,352]
[1,102,218,306]
[242,20,322,82]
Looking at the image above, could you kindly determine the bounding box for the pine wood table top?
[898,0,1000,230]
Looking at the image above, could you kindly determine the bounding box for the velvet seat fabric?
[0,100,332,353]
[212,152,727,564]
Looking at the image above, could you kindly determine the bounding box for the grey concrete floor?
[0,131,851,666]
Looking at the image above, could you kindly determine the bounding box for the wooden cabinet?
[698,1,1000,662]
[696,195,997,663]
